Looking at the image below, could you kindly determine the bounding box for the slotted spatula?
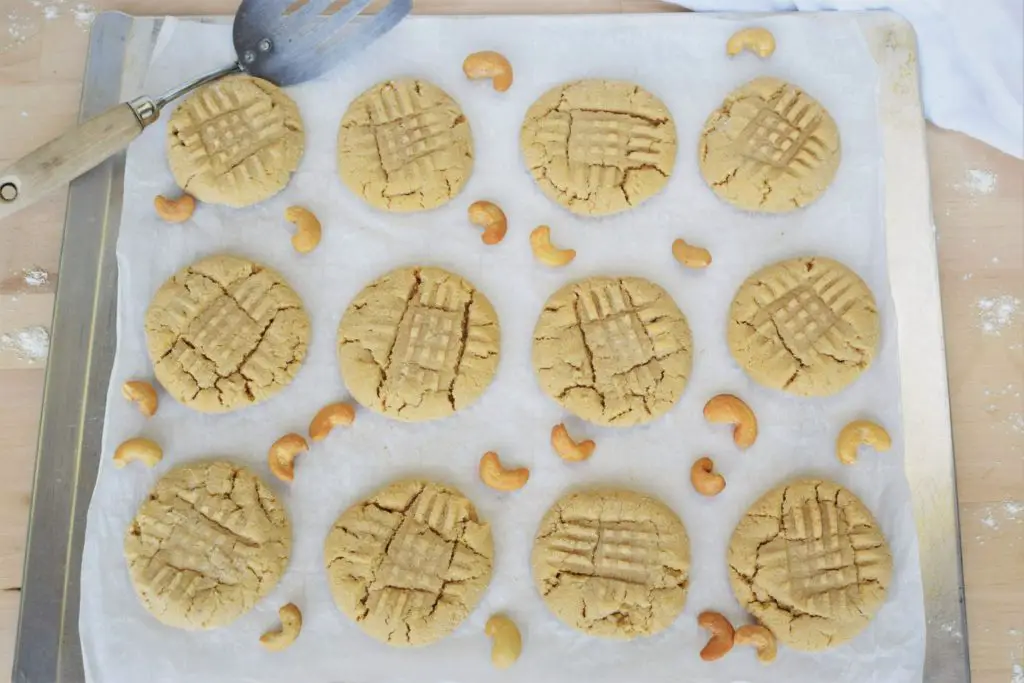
[0,0,411,220]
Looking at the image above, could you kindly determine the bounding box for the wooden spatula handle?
[0,100,155,221]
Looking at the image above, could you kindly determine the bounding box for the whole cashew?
[704,394,758,450]
[113,437,163,469]
[698,611,735,661]
[468,201,508,245]
[672,238,712,269]
[735,624,777,663]
[530,225,575,267]
[479,451,529,491]
[122,380,158,417]
[268,433,309,482]
[726,27,776,58]
[285,206,322,254]
[260,603,302,652]
[463,51,514,92]
[690,457,726,496]
[154,193,195,223]
[550,423,595,462]
[308,402,356,442]
[836,420,891,465]
[484,614,522,669]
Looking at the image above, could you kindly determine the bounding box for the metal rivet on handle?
[242,50,257,64]
[0,182,17,202]
[258,38,273,53]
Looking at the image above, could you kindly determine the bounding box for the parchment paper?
[79,14,926,683]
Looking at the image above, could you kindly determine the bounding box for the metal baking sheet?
[13,10,969,683]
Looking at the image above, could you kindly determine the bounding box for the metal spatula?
[0,0,411,221]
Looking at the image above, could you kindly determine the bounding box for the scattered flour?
[980,512,998,530]
[0,325,50,362]
[1010,413,1024,434]
[4,10,35,48]
[962,273,973,281]
[975,295,1020,335]
[1012,662,1023,683]
[22,266,48,287]
[960,168,998,196]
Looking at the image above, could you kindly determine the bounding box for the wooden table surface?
[0,1,1021,681]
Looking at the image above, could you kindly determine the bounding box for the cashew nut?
[672,238,712,269]
[154,193,196,223]
[113,437,163,469]
[121,380,158,417]
[285,206,322,254]
[484,614,522,669]
[260,603,302,652]
[468,200,508,245]
[530,225,575,267]
[836,419,892,465]
[704,394,758,450]
[268,433,309,482]
[726,27,776,58]
[463,51,514,92]
[479,451,529,492]
[308,402,356,442]
[735,624,777,663]
[691,457,726,497]
[550,423,595,462]
[698,611,735,661]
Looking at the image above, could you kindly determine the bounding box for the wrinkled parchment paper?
[79,14,925,683]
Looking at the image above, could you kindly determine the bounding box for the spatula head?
[233,0,411,86]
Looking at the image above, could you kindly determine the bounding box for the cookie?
[337,78,473,211]
[337,266,500,422]
[324,480,494,646]
[532,488,690,639]
[698,77,840,212]
[521,79,677,216]
[144,254,310,413]
[124,460,291,630]
[166,75,304,207]
[532,276,692,427]
[728,479,892,650]
[728,256,878,396]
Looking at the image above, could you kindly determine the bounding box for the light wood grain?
[0,1,1021,681]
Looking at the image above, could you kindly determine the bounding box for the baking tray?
[12,10,970,683]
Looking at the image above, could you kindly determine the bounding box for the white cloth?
[671,0,1024,159]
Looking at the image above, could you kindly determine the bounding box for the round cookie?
[698,76,841,212]
[532,488,690,639]
[521,79,677,216]
[337,78,473,211]
[166,75,304,207]
[124,460,291,630]
[728,479,893,651]
[337,266,500,422]
[727,256,878,396]
[324,480,493,646]
[144,254,311,413]
[532,276,692,427]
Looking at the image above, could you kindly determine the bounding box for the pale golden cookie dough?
[698,77,840,212]
[532,488,690,639]
[728,479,892,651]
[337,78,474,211]
[167,75,304,207]
[124,460,292,630]
[521,79,677,216]
[728,256,878,396]
[144,254,310,413]
[337,266,500,422]
[532,276,692,427]
[324,480,494,646]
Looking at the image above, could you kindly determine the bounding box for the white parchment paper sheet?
[79,14,925,683]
